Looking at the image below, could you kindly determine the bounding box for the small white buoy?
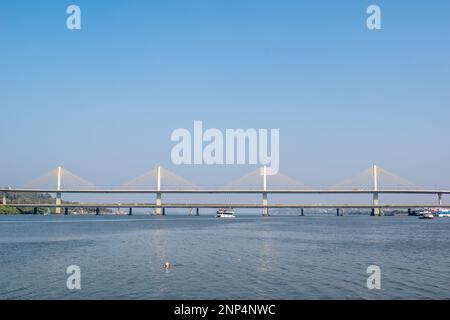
[164,262,172,269]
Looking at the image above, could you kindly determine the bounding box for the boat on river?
[216,208,236,218]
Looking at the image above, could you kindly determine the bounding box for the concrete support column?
[373,193,380,216]
[34,207,38,215]
[55,193,62,214]
[96,208,100,215]
[262,166,269,216]
[196,208,199,216]
[129,208,133,216]
[162,207,166,216]
[155,166,162,215]
[336,208,340,216]
[300,208,304,216]
[156,194,162,215]
[438,193,443,206]
[372,165,381,216]
[55,166,62,214]
[262,193,268,216]
[2,192,6,205]
[64,208,68,215]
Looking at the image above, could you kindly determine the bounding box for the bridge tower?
[55,166,62,214]
[155,166,162,215]
[262,166,269,216]
[372,165,381,216]
[438,193,443,206]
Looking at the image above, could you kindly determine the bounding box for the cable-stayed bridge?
[1,165,449,216]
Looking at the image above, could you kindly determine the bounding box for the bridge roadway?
[1,188,450,195]
[4,203,449,209]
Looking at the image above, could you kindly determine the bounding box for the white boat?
[419,211,434,219]
[437,209,450,217]
[216,208,236,218]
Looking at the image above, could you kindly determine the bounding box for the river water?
[0,214,449,299]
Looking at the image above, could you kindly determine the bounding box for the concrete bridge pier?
[262,166,269,216]
[336,208,341,216]
[156,193,162,215]
[162,207,166,216]
[34,207,38,215]
[373,194,381,216]
[300,208,304,216]
[55,166,62,214]
[372,165,381,216]
[55,193,62,214]
[95,208,100,215]
[196,208,199,216]
[155,166,162,215]
[438,193,443,206]
[262,193,269,216]
[128,208,133,216]
[2,192,6,205]
[64,208,68,215]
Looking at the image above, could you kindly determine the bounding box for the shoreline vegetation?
[0,191,111,215]
[0,192,53,215]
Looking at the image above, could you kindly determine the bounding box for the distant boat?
[216,208,235,218]
[115,208,126,215]
[437,209,450,218]
[419,211,434,219]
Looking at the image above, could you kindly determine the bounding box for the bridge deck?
[1,188,450,194]
[3,203,447,209]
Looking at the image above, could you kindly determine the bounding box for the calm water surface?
[0,214,449,299]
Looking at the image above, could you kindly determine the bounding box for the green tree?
[0,206,20,215]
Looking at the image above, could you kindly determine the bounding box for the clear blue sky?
[1,0,449,189]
